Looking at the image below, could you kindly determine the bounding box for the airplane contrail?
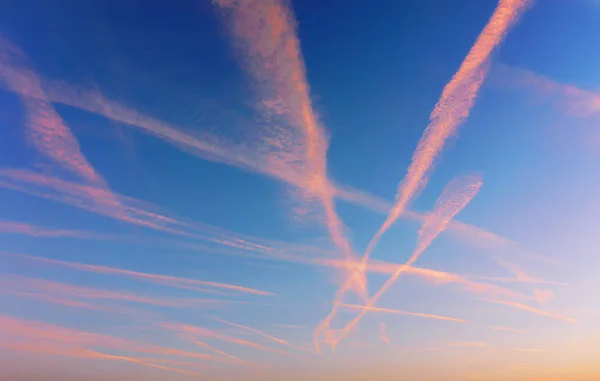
[357,0,532,293]
[0,65,555,266]
[162,323,291,356]
[481,298,576,323]
[0,251,272,296]
[0,275,248,310]
[341,304,470,324]
[314,0,531,351]
[488,325,527,333]
[328,175,483,348]
[213,317,314,353]
[0,36,125,218]
[212,0,361,301]
[491,65,600,118]
[0,314,238,367]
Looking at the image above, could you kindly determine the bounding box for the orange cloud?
[378,322,390,345]
[534,289,555,304]
[0,36,126,220]
[0,275,246,310]
[0,251,271,296]
[213,0,360,302]
[488,325,527,334]
[213,317,313,353]
[162,323,290,357]
[482,298,576,323]
[0,314,237,371]
[443,342,488,348]
[0,220,114,240]
[357,0,531,279]
[341,304,470,324]
[315,0,531,351]
[0,54,554,269]
[492,65,600,118]
[327,175,483,349]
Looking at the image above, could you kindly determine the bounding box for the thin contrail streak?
[488,325,527,333]
[0,275,247,309]
[330,175,483,348]
[315,0,531,350]
[163,323,291,356]
[0,251,272,296]
[0,36,125,219]
[341,304,470,323]
[213,317,314,353]
[0,314,237,366]
[482,298,577,323]
[492,65,600,118]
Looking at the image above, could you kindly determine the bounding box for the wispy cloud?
[0,314,240,375]
[213,317,313,353]
[488,325,527,333]
[378,322,390,345]
[212,0,360,302]
[0,275,246,310]
[0,52,553,269]
[443,342,488,348]
[341,304,470,323]
[0,220,114,240]
[338,176,482,342]
[327,175,483,349]
[482,298,576,323]
[0,36,125,218]
[492,65,600,118]
[162,322,290,357]
[0,251,272,296]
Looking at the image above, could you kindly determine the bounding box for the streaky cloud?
[482,298,576,323]
[213,317,314,353]
[341,304,470,324]
[492,64,600,118]
[328,174,483,349]
[0,251,272,296]
[212,0,360,300]
[314,0,531,351]
[0,36,124,217]
[0,64,554,266]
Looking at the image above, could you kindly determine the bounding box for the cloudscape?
[0,1,599,380]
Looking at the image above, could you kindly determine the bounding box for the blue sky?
[0,1,599,380]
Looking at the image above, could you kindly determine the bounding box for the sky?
[0,0,599,380]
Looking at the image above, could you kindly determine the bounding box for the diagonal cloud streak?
[0,251,272,296]
[212,0,359,294]
[482,298,576,323]
[329,174,483,348]
[314,0,531,351]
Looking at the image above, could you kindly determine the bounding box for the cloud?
[341,304,470,324]
[0,314,243,376]
[482,298,576,323]
[0,54,554,268]
[213,317,313,353]
[212,0,360,303]
[326,175,483,349]
[488,325,527,334]
[491,65,600,118]
[0,251,272,296]
[0,275,247,311]
[0,36,124,218]
[314,0,532,351]
[162,322,290,357]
